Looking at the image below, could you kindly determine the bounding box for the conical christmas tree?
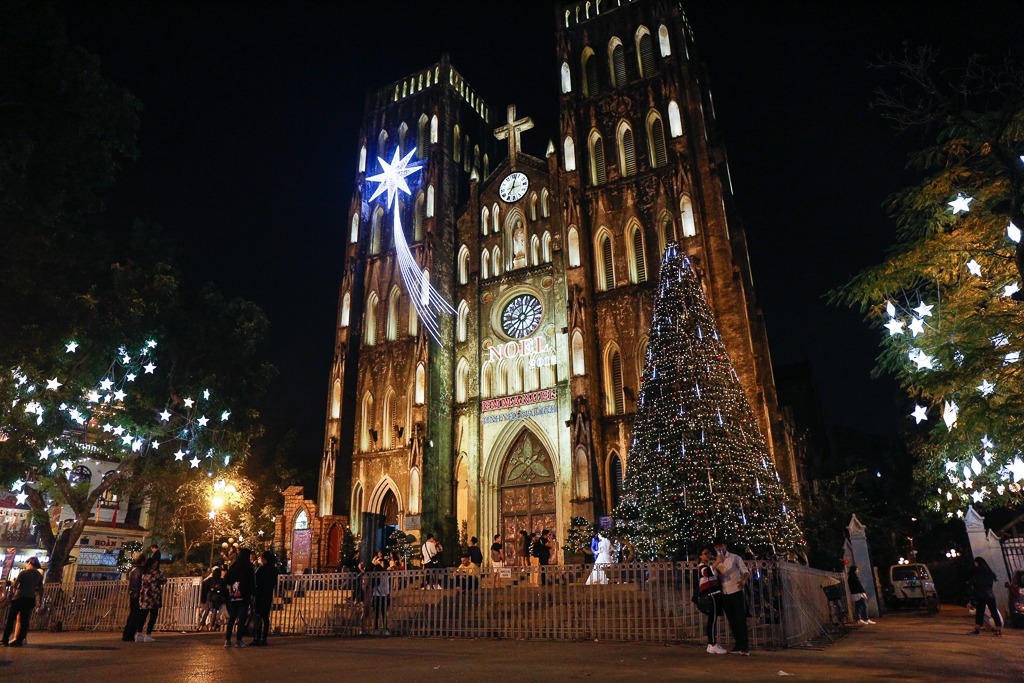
[614,245,803,558]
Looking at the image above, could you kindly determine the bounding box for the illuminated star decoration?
[911,404,928,424]
[184,398,194,408]
[908,348,934,370]
[143,362,156,374]
[908,317,925,337]
[15,492,28,506]
[981,435,994,449]
[885,301,896,317]
[203,389,211,400]
[1003,282,1020,298]
[966,259,982,277]
[189,456,201,468]
[1005,351,1021,365]
[942,401,958,431]
[977,379,995,397]
[174,450,186,461]
[197,416,209,427]
[1009,222,1022,243]
[46,378,62,391]
[913,302,933,318]
[883,318,905,336]
[948,194,973,214]
[220,411,231,422]
[65,341,79,353]
[159,409,172,422]
[1006,457,1024,483]
[367,145,455,343]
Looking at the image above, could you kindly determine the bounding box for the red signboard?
[481,389,557,413]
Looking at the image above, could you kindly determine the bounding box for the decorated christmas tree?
[614,245,803,559]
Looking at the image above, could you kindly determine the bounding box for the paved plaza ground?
[0,608,1020,682]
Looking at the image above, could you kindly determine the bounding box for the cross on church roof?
[493,104,533,170]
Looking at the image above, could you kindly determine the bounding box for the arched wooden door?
[500,430,556,566]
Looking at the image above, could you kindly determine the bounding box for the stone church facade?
[314,0,800,567]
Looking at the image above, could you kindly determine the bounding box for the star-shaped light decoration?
[132,439,143,452]
[112,426,125,436]
[197,416,209,427]
[184,398,195,408]
[913,302,933,318]
[15,492,28,506]
[948,194,973,214]
[885,301,896,318]
[970,456,983,476]
[87,391,100,403]
[121,434,133,446]
[220,410,231,422]
[909,348,934,370]
[203,389,211,400]
[884,318,905,336]
[942,400,958,431]
[208,511,216,520]
[40,446,52,459]
[908,317,925,337]
[991,333,1009,347]
[1006,456,1024,483]
[159,409,172,422]
[113,389,126,402]
[1009,223,1022,244]
[11,479,25,492]
[146,340,157,348]
[189,456,201,469]
[143,363,156,374]
[977,379,995,396]
[174,450,186,461]
[101,424,113,433]
[151,441,161,449]
[971,489,985,503]
[60,459,73,470]
[367,147,421,208]
[944,460,957,472]
[46,378,62,391]
[100,379,114,391]
[1004,282,1021,298]
[911,405,928,424]
[65,341,79,353]
[966,259,982,277]
[981,435,994,449]
[126,373,137,382]
[1005,351,1021,365]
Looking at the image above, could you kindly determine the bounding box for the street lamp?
[945,548,960,559]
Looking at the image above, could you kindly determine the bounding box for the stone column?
[845,514,881,618]
[964,506,1010,610]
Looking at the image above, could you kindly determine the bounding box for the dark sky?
[57,1,1024,487]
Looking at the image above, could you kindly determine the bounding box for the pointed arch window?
[340,291,351,327]
[628,221,647,283]
[617,121,637,177]
[492,246,502,276]
[647,110,668,168]
[453,124,461,162]
[350,212,359,244]
[657,211,675,255]
[668,101,683,138]
[364,292,379,346]
[636,337,649,384]
[458,245,470,285]
[360,391,374,451]
[414,191,425,241]
[386,287,401,341]
[572,330,585,375]
[414,364,426,405]
[582,47,599,97]
[377,130,388,169]
[331,379,342,419]
[371,206,384,255]
[409,468,420,514]
[658,24,671,57]
[382,388,396,449]
[463,135,471,172]
[481,249,490,279]
[681,195,697,237]
[351,484,364,534]
[606,348,625,414]
[560,61,572,93]
[417,114,429,158]
[481,363,492,398]
[542,231,552,263]
[540,188,550,217]
[430,115,438,143]
[529,193,538,221]
[636,26,655,78]
[457,299,469,342]
[495,359,508,395]
[492,204,500,234]
[481,206,490,235]
[563,136,577,171]
[358,145,367,173]
[530,234,540,266]
[596,230,615,291]
[426,184,434,217]
[420,269,430,307]
[568,227,581,267]
[609,452,623,507]
[589,130,606,186]
[456,358,469,403]
[397,122,409,155]
[608,37,626,88]
[408,304,418,337]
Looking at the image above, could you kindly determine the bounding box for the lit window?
[658,25,671,57]
[647,110,668,168]
[636,26,655,78]
[564,136,576,171]
[668,101,682,138]
[608,37,626,88]
[568,227,581,267]
[681,195,697,237]
[340,292,351,327]
[560,62,572,93]
[617,121,636,177]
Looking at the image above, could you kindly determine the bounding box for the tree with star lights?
[613,246,803,559]
[833,47,1024,518]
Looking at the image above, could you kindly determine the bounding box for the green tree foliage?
[614,247,803,558]
[833,48,1024,517]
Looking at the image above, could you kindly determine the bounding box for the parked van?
[886,563,938,611]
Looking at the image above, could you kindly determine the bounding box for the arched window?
[331,378,341,419]
[530,234,540,266]
[453,124,461,162]
[481,249,490,279]
[456,358,469,403]
[628,221,647,283]
[636,337,649,383]
[647,110,668,168]
[606,347,625,414]
[658,24,671,57]
[397,122,409,155]
[681,195,697,237]
[458,245,470,284]
[568,227,581,267]
[360,391,374,451]
[495,360,508,395]
[481,363,492,398]
[341,291,351,327]
[377,130,388,169]
[409,468,420,515]
[414,364,425,404]
[483,153,490,178]
[597,230,615,291]
[617,121,637,177]
[294,510,309,530]
[560,61,572,93]
[382,388,396,449]
[414,191,425,241]
[426,185,434,217]
[492,246,502,276]
[420,268,430,307]
[386,287,401,341]
[608,37,626,88]
[575,447,591,499]
[582,47,599,97]
[417,114,429,158]
[572,330,585,375]
[473,144,481,174]
[492,204,500,234]
[657,211,675,255]
[364,292,379,346]
[457,300,469,342]
[351,483,363,534]
[540,188,550,217]
[609,452,623,508]
[542,231,552,263]
[636,26,655,78]
[463,135,471,172]
[529,193,538,221]
[350,212,359,244]
[481,206,490,235]
[408,304,418,336]
[525,357,540,392]
[430,115,438,144]
[358,145,367,173]
[668,100,683,138]
[589,130,607,186]
[371,206,384,255]
[563,136,576,171]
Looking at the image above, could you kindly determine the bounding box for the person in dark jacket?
[968,557,1002,636]
[251,551,279,646]
[2,557,44,647]
[223,548,256,647]
[467,537,483,567]
[198,567,226,631]
[121,555,146,641]
[848,566,874,625]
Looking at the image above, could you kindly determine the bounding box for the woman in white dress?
[586,534,613,585]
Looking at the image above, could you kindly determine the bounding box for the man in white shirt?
[712,539,750,655]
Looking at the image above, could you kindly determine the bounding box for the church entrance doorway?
[378,489,400,555]
[500,430,556,566]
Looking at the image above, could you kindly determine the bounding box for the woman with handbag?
[694,547,726,654]
[848,566,874,625]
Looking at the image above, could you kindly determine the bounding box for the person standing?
[490,534,505,568]
[421,534,443,568]
[518,530,531,567]
[223,548,256,648]
[197,566,224,632]
[848,566,874,625]
[713,539,750,655]
[968,557,1002,636]
[695,547,726,654]
[121,555,146,641]
[251,552,279,646]
[467,537,483,567]
[371,562,391,635]
[2,557,44,647]
[586,534,613,585]
[137,555,166,642]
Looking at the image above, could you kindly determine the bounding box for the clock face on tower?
[501,295,543,338]
[499,172,529,203]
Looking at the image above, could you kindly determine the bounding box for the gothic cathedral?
[316,0,800,566]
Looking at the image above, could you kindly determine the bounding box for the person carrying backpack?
[223,548,256,648]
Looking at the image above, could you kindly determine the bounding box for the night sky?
[57,1,1024,487]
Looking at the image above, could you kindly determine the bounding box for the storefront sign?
[481,389,556,413]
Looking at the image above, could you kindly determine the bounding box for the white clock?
[499,172,529,203]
